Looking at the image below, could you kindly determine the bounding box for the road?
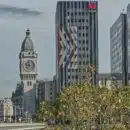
[0,123,46,130]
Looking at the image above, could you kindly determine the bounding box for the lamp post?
[15,104,17,123]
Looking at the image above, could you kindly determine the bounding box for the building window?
[27,81,29,86]
[82,47,85,51]
[86,26,88,30]
[78,26,81,30]
[83,76,85,79]
[71,19,74,22]
[83,61,85,65]
[75,3,77,8]
[82,19,85,22]
[82,54,85,58]
[79,40,81,44]
[79,54,81,58]
[50,92,52,95]
[75,75,78,79]
[78,19,81,22]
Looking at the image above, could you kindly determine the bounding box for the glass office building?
[110,13,128,85]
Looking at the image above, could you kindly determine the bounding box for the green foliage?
[57,85,130,129]
[37,80,130,129]
[37,101,55,122]
[110,123,127,130]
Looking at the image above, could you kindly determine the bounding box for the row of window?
[67,75,86,80]
[65,2,90,9]
[22,75,36,80]
[79,47,89,51]
[67,12,88,16]
[65,38,89,44]
[78,33,88,37]
[67,19,88,23]
[68,75,78,79]
[68,67,88,73]
[78,26,89,30]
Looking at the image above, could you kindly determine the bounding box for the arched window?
[30,81,32,86]
[27,81,29,86]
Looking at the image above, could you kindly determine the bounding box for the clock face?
[24,60,35,72]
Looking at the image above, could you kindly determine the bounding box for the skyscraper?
[110,13,128,85]
[55,1,98,93]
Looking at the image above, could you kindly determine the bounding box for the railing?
[0,123,46,130]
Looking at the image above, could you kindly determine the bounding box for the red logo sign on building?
[88,3,97,9]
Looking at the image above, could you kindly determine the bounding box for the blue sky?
[0,0,129,98]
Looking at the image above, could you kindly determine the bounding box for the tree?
[37,101,55,122]
[57,84,130,129]
[36,64,130,129]
[57,84,97,129]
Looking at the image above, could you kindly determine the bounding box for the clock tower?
[19,29,38,115]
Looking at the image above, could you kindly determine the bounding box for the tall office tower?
[55,1,98,93]
[110,13,128,85]
[127,4,130,73]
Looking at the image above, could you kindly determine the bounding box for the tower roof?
[21,29,34,52]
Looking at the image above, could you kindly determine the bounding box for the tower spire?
[26,29,30,36]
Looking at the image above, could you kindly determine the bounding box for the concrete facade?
[37,76,56,105]
[0,98,13,122]
[99,73,130,88]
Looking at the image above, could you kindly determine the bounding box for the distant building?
[37,76,56,108]
[110,13,128,86]
[127,4,130,73]
[55,1,99,93]
[99,73,130,88]
[0,101,4,121]
[0,98,13,122]
[11,82,23,120]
